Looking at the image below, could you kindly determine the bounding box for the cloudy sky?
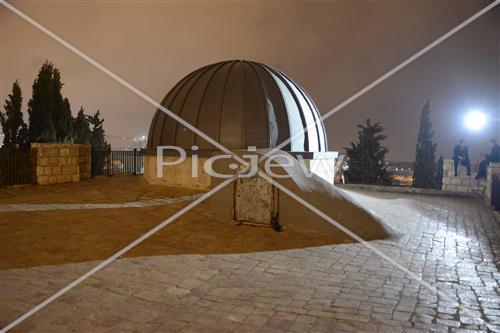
[1,0,498,161]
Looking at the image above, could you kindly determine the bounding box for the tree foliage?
[28,61,57,143]
[0,80,26,148]
[435,155,444,187]
[87,110,110,150]
[3,61,109,151]
[73,107,92,144]
[344,119,391,185]
[28,61,76,143]
[52,70,74,143]
[413,101,437,188]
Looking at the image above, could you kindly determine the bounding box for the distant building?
[107,135,147,149]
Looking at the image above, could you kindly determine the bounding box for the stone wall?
[442,159,500,208]
[143,155,212,190]
[78,145,91,179]
[442,159,487,194]
[485,162,500,205]
[144,151,339,189]
[32,143,91,185]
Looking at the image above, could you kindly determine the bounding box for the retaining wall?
[485,162,500,205]
[442,159,487,194]
[143,155,212,190]
[32,143,91,185]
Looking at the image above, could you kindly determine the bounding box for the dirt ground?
[0,175,202,204]
[0,176,339,270]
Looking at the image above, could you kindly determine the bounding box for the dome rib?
[280,69,324,151]
[217,60,237,147]
[247,61,272,147]
[147,60,328,153]
[299,83,328,151]
[193,61,228,146]
[172,64,215,146]
[246,61,271,148]
[241,61,247,148]
[264,65,309,151]
[156,66,205,148]
[251,62,291,151]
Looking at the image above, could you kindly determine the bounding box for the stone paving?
[1,190,499,332]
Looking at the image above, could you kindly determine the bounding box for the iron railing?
[0,148,36,188]
[91,149,144,177]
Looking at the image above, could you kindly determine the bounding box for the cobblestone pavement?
[0,194,201,212]
[1,191,499,332]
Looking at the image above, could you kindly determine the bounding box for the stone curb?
[336,183,482,198]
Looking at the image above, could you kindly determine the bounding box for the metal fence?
[91,149,144,177]
[0,148,37,188]
[492,174,500,212]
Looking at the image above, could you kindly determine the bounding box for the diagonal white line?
[0,0,246,165]
[255,170,451,301]
[259,0,500,162]
[254,169,494,329]
[0,176,236,333]
[1,1,494,331]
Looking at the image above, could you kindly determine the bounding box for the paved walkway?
[0,195,201,212]
[1,191,499,332]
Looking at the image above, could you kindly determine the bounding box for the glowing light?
[464,111,487,131]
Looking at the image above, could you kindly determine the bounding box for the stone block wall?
[32,143,91,185]
[143,155,212,190]
[485,162,500,205]
[442,159,487,194]
[144,151,339,189]
[78,145,91,179]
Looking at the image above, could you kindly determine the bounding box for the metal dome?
[147,60,327,153]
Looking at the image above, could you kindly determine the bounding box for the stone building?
[144,60,338,189]
[143,60,397,236]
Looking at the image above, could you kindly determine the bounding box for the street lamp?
[464,110,487,131]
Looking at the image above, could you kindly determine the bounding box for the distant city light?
[134,135,147,142]
[464,110,487,131]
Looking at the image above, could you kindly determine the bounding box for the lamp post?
[463,110,487,132]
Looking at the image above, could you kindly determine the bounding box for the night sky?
[1,1,498,161]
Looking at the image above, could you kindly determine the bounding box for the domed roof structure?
[147,60,327,153]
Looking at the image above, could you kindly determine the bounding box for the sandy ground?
[0,176,340,270]
[0,175,202,204]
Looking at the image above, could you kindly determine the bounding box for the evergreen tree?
[0,80,26,148]
[55,97,74,143]
[73,107,91,144]
[52,70,73,143]
[344,119,391,185]
[435,155,444,188]
[28,61,56,143]
[87,110,110,150]
[413,101,437,188]
[17,123,30,151]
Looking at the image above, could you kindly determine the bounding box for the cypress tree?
[0,80,26,148]
[55,97,74,143]
[87,110,110,150]
[52,70,74,143]
[435,155,444,187]
[28,61,56,143]
[413,101,437,188]
[344,119,391,185]
[73,107,91,144]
